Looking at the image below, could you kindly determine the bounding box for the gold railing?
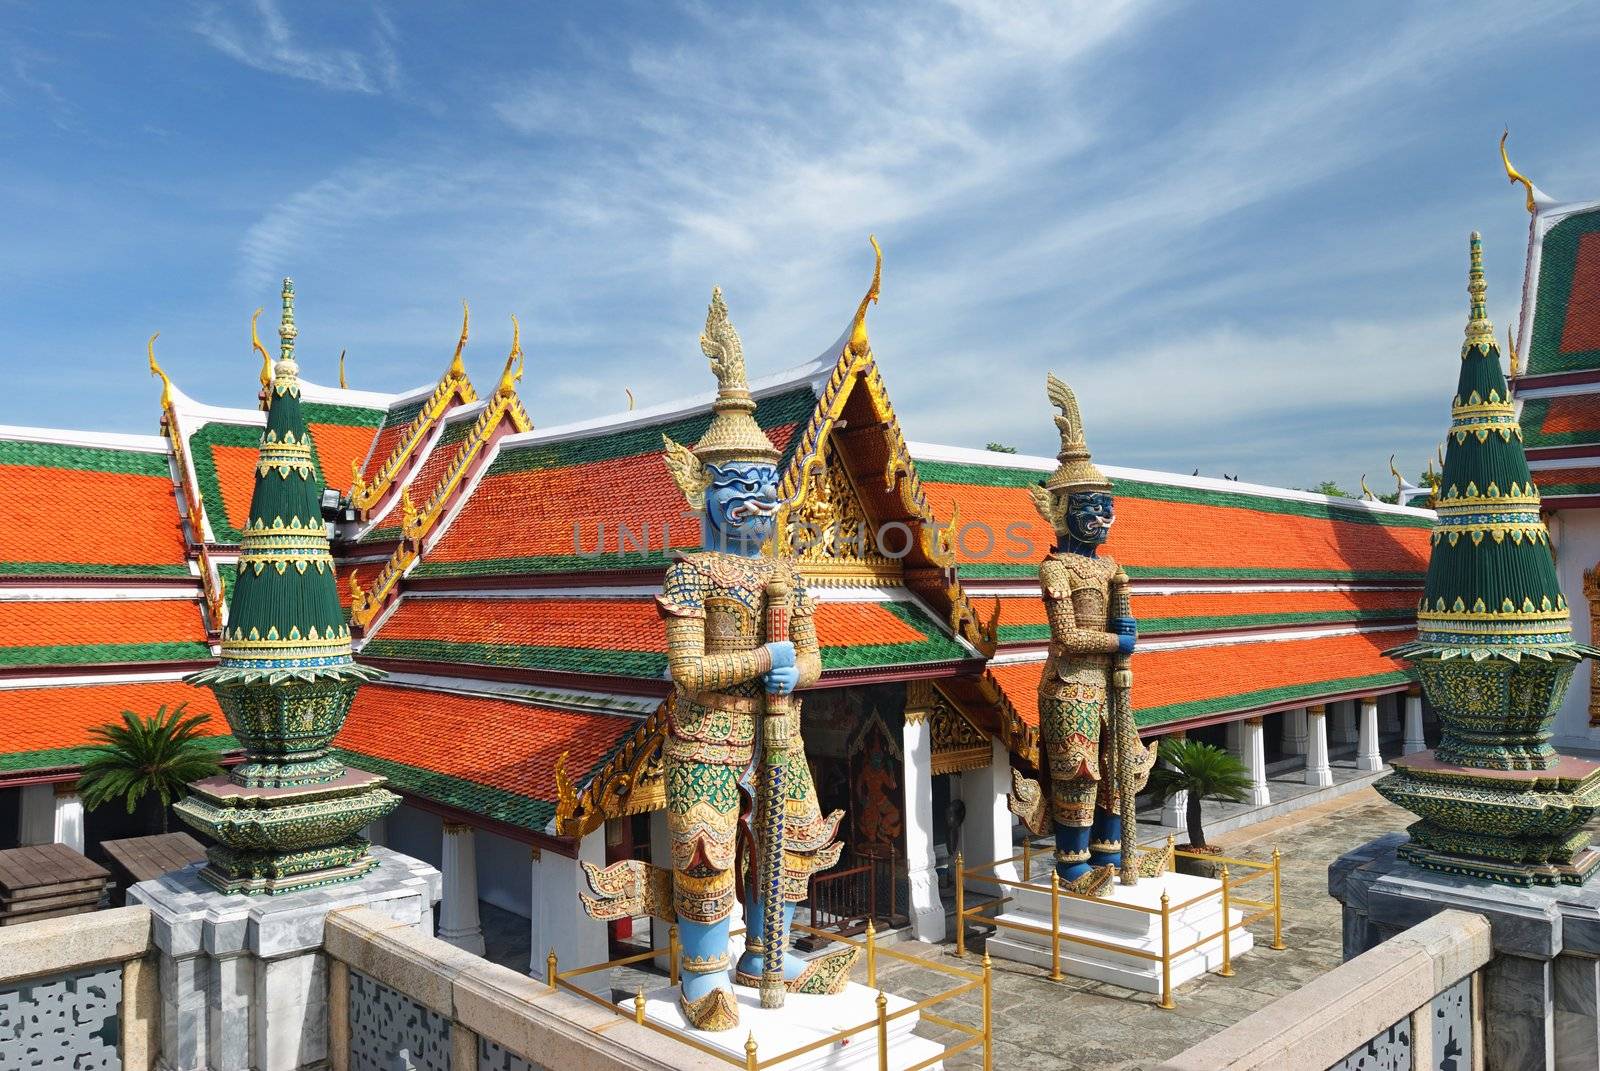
[548,922,992,1071]
[954,835,1286,1010]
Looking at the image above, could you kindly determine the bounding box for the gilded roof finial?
[1464,232,1496,355]
[339,349,348,390]
[1390,454,1404,500]
[625,388,635,411]
[847,235,883,357]
[495,315,524,395]
[450,300,469,379]
[147,332,173,411]
[1360,474,1375,501]
[274,277,300,394]
[1507,326,1521,377]
[1501,129,1537,215]
[251,307,272,399]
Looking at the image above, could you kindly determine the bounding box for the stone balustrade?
[0,904,157,1070]
[1154,908,1490,1071]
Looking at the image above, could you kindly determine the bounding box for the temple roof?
[0,675,230,775]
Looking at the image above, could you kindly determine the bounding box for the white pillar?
[52,787,84,854]
[17,783,53,846]
[1355,697,1383,772]
[1282,708,1308,756]
[361,815,388,847]
[1242,717,1270,807]
[1403,685,1427,755]
[1158,730,1188,827]
[1225,719,1242,755]
[438,821,485,955]
[530,829,608,994]
[902,714,945,943]
[1305,704,1333,787]
[961,737,1020,892]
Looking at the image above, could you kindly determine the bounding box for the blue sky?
[3,1,1599,491]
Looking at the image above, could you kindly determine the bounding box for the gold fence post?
[982,952,993,1071]
[634,988,646,1025]
[546,949,558,992]
[1166,832,1175,872]
[954,851,966,958]
[669,923,681,986]
[866,919,878,987]
[1022,837,1031,881]
[1219,865,1235,978]
[745,1032,758,1071]
[876,991,890,1071]
[1049,871,1063,982]
[1271,847,1287,950]
[1159,892,1174,1009]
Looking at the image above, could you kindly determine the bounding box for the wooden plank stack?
[0,843,111,926]
[100,832,206,902]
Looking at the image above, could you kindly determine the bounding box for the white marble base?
[625,981,943,1071]
[986,871,1253,993]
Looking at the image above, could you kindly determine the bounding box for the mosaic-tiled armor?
[1009,374,1157,896]
[580,289,854,1030]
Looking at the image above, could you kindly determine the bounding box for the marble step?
[998,870,1250,939]
[625,981,945,1071]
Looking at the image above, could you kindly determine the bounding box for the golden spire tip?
[847,234,883,356]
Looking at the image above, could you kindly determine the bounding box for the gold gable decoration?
[553,699,670,838]
[788,439,899,583]
[908,680,992,775]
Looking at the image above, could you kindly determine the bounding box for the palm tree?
[78,704,223,834]
[1145,738,1251,851]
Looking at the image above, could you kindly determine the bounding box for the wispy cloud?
[195,0,400,95]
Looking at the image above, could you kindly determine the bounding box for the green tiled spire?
[179,279,395,895]
[1390,234,1591,662]
[194,279,379,685]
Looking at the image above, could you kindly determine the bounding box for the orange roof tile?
[3,464,187,576]
[335,683,640,829]
[0,680,227,768]
[0,600,208,666]
[991,629,1415,730]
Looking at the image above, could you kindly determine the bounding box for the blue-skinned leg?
[1088,808,1122,870]
[1054,820,1114,896]
[677,916,739,1031]
[735,891,859,995]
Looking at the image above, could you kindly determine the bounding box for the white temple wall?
[1549,507,1600,752]
[476,828,534,918]
[386,803,443,870]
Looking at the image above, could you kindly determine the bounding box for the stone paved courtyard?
[871,788,1410,1070]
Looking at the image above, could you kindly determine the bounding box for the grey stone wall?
[348,968,451,1071]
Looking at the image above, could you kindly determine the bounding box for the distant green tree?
[78,704,222,833]
[985,442,1018,454]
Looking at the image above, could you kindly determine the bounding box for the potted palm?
[1145,738,1251,878]
[78,704,223,834]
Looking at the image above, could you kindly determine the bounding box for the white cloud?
[195,0,400,95]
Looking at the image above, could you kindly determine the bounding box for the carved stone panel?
[0,964,121,1071]
[348,968,451,1071]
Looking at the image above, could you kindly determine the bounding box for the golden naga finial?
[348,568,365,605]
[349,459,367,500]
[147,333,173,410]
[338,349,348,389]
[449,300,470,379]
[251,307,272,394]
[700,287,747,392]
[1507,326,1521,376]
[495,315,524,395]
[1389,454,1404,499]
[1360,474,1375,501]
[1501,129,1537,215]
[625,388,635,411]
[401,486,420,533]
[847,234,883,357]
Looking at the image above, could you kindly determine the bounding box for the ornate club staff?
[758,576,793,1009]
[1112,584,1139,886]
